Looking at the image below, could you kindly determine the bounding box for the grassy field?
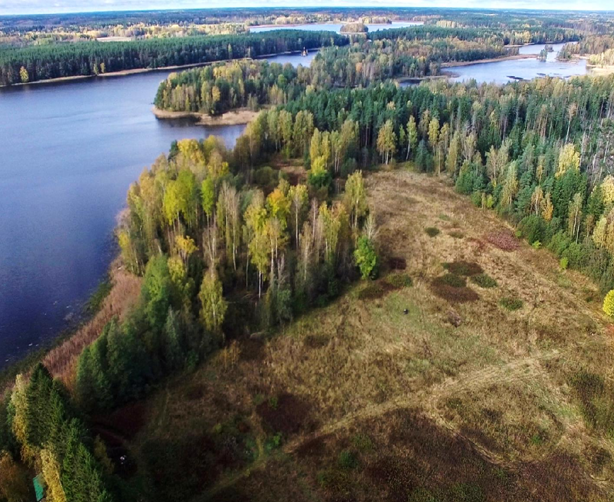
[117,168,614,502]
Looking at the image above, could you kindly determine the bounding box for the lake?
[446,42,587,84]
[250,21,423,34]
[0,51,311,368]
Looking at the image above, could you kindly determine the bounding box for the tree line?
[269,76,614,292]
[0,30,346,86]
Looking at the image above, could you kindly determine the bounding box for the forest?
[0,30,345,86]
[153,31,516,116]
[2,7,614,502]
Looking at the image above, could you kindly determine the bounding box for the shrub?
[470,191,482,207]
[253,166,278,188]
[307,168,332,191]
[338,450,359,470]
[386,274,413,288]
[471,273,497,288]
[562,241,588,269]
[358,283,387,300]
[499,297,523,311]
[559,257,569,271]
[438,274,466,288]
[86,276,112,313]
[425,227,440,237]
[603,290,614,317]
[518,214,546,245]
[547,231,571,257]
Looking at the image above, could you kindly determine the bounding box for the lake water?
[446,42,587,84]
[261,50,318,67]
[250,21,422,34]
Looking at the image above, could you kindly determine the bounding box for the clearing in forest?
[120,169,614,502]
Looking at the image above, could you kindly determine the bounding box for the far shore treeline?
[0,30,346,86]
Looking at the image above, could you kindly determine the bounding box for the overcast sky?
[0,0,612,15]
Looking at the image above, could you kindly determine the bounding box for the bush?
[338,450,359,470]
[86,276,112,313]
[386,274,413,288]
[439,274,466,288]
[307,168,332,191]
[518,214,546,245]
[253,166,278,188]
[562,242,588,269]
[559,257,569,270]
[603,290,614,317]
[470,191,482,207]
[425,227,440,237]
[547,231,571,257]
[471,273,497,288]
[499,297,523,311]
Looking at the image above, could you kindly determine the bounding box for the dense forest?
[0,30,345,86]
[153,31,517,115]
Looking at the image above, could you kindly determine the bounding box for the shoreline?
[0,49,315,89]
[152,106,261,126]
[396,53,535,84]
[440,53,536,68]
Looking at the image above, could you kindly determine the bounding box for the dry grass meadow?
[121,168,614,502]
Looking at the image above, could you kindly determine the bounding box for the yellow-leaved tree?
[603,290,614,317]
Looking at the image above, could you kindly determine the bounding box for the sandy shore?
[153,107,260,126]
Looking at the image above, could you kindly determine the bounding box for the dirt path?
[201,342,580,500]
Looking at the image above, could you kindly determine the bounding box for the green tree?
[405,115,418,161]
[344,171,368,231]
[141,255,173,330]
[354,236,378,279]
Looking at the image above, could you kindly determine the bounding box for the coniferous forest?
[2,7,614,502]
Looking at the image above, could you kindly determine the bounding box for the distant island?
[340,22,369,34]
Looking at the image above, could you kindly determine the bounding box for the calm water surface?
[447,42,587,84]
[0,71,247,367]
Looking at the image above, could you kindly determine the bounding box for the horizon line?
[2,5,614,17]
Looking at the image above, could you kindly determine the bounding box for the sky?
[0,0,612,15]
